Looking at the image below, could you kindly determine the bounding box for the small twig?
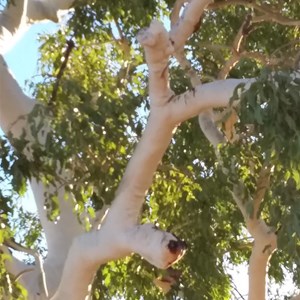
[252,14,300,26]
[231,276,246,300]
[49,39,75,108]
[5,239,37,256]
[14,268,35,281]
[271,39,300,57]
[5,239,49,298]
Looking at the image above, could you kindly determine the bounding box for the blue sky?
[0,22,58,135]
[4,22,58,90]
[1,22,58,210]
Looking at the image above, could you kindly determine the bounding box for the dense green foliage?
[1,0,300,299]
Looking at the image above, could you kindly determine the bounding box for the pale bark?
[53,18,255,299]
[0,0,296,299]
[0,55,34,137]
[0,0,74,54]
[199,94,277,300]
[247,220,277,300]
[0,0,83,298]
[1,42,84,298]
[0,0,253,298]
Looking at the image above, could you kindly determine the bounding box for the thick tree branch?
[0,52,84,269]
[0,0,28,53]
[51,17,254,298]
[207,137,277,300]
[170,0,213,50]
[170,0,186,27]
[170,3,225,150]
[247,220,277,300]
[1,0,293,297]
[0,1,83,296]
[51,222,186,299]
[27,0,75,23]
[0,0,76,54]
[0,55,35,137]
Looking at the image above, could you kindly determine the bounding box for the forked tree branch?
[170,0,213,50]
[1,0,296,299]
[52,16,255,298]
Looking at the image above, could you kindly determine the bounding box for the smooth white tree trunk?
[0,0,296,299]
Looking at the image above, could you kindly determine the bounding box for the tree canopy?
[0,0,300,299]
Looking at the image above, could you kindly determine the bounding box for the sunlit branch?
[5,239,48,297]
[170,0,213,50]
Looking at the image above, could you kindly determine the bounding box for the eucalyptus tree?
[0,0,300,299]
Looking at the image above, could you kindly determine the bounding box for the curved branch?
[0,245,39,296]
[0,245,34,278]
[170,0,213,50]
[4,239,49,297]
[252,14,300,27]
[198,112,226,148]
[51,223,186,299]
[0,0,75,54]
[0,0,28,53]
[27,0,75,23]
[208,0,300,27]
[0,55,35,137]
[49,39,75,108]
